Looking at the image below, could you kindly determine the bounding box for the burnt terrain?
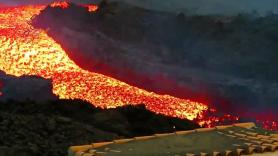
[0,99,198,156]
[32,1,278,123]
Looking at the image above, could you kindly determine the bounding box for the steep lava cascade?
[0,5,209,122]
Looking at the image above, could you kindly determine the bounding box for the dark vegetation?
[0,99,198,156]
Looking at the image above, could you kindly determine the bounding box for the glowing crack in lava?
[0,5,208,122]
[51,2,98,12]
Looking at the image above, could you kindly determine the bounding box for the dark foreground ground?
[0,100,198,156]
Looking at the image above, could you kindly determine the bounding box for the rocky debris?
[0,99,199,156]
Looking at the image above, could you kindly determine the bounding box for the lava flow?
[3,3,277,130]
[0,4,209,122]
[50,1,70,9]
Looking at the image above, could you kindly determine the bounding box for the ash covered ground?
[32,1,278,124]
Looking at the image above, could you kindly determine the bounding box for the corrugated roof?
[68,122,278,156]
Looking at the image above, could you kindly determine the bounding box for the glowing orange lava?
[86,4,98,12]
[0,5,208,121]
[50,1,98,12]
[260,120,278,131]
[50,1,69,9]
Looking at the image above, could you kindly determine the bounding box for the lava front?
[0,4,209,124]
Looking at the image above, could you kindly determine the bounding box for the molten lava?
[0,5,208,122]
[0,3,276,130]
[50,2,98,12]
[86,4,99,12]
[260,120,278,131]
[50,1,69,9]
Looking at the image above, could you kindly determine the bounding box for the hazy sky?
[0,0,278,15]
[117,0,278,15]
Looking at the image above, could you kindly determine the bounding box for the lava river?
[4,2,264,130]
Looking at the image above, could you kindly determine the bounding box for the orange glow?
[50,2,98,12]
[50,1,69,9]
[0,5,208,121]
[198,114,239,128]
[86,4,98,12]
[257,119,278,131]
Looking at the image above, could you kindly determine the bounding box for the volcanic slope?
[31,1,278,130]
[0,3,216,126]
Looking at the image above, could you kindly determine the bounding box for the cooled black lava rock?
[0,71,57,102]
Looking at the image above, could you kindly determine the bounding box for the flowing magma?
[0,3,233,126]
